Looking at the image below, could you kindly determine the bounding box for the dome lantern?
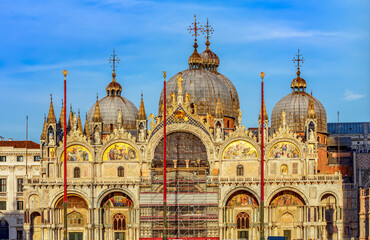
[291,49,307,93]
[106,49,122,96]
[187,14,204,69]
[200,18,220,72]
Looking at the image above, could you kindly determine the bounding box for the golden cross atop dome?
[292,49,304,68]
[108,49,120,72]
[188,14,202,42]
[201,18,214,40]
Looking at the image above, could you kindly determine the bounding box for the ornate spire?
[259,96,268,121]
[41,114,47,140]
[68,104,73,128]
[47,94,56,124]
[84,113,90,136]
[77,109,83,133]
[137,92,147,120]
[308,91,316,119]
[59,99,64,127]
[291,49,307,92]
[93,94,102,122]
[106,49,122,96]
[215,94,223,118]
[188,14,203,69]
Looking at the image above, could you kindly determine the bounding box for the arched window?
[237,165,244,176]
[74,167,80,178]
[118,167,124,177]
[236,212,249,229]
[113,213,126,230]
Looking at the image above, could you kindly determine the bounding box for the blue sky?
[0,0,369,142]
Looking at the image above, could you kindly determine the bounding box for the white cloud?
[344,89,366,101]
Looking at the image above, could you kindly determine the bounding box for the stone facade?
[0,140,40,240]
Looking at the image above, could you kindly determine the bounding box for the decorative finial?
[78,108,80,115]
[141,90,143,98]
[201,18,214,50]
[163,71,166,81]
[108,49,120,81]
[260,72,265,81]
[70,104,72,112]
[63,70,68,78]
[188,14,202,44]
[292,49,304,77]
[61,99,63,108]
[96,93,99,101]
[311,90,313,96]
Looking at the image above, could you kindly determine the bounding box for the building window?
[17,178,23,192]
[17,201,23,210]
[113,213,126,230]
[0,201,6,210]
[0,156,6,162]
[237,165,244,176]
[74,167,80,178]
[0,179,6,192]
[34,156,40,162]
[17,230,23,240]
[236,212,250,229]
[118,167,124,177]
[17,156,23,162]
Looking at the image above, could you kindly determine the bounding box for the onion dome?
[188,41,203,69]
[271,50,327,133]
[200,19,219,72]
[87,50,138,131]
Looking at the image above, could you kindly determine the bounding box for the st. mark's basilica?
[21,17,354,240]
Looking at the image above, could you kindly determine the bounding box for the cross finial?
[188,14,202,42]
[108,49,120,72]
[292,49,304,69]
[202,18,214,40]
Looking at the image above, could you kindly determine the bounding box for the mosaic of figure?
[268,142,300,159]
[103,195,133,208]
[103,143,137,161]
[222,141,258,160]
[270,191,304,206]
[62,145,92,162]
[227,192,258,206]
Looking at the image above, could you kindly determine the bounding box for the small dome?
[188,42,203,69]
[200,40,219,72]
[271,92,327,132]
[87,95,138,131]
[290,69,307,92]
[158,69,237,118]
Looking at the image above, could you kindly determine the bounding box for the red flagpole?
[163,71,167,240]
[63,70,68,240]
[260,72,265,240]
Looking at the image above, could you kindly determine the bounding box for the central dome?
[158,69,235,118]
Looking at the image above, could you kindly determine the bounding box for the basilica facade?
[23,20,344,240]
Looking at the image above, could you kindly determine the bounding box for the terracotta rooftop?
[0,141,40,149]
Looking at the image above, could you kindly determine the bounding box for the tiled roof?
[0,141,40,149]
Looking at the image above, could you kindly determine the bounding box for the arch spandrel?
[268,141,301,159]
[222,140,258,160]
[102,142,138,161]
[60,145,92,162]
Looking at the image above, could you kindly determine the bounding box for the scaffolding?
[139,132,219,239]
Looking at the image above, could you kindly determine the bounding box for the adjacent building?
[0,140,40,240]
